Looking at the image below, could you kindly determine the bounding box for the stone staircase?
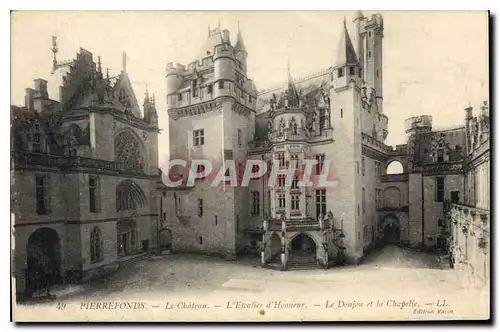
[287,256,322,270]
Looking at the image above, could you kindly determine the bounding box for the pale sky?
[11,11,489,156]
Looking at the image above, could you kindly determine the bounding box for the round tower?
[213,39,235,99]
[352,10,364,63]
[165,62,184,110]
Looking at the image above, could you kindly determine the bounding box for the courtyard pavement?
[14,245,490,322]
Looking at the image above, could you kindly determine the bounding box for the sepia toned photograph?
[10,10,490,322]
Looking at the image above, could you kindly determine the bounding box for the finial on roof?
[218,19,221,29]
[97,56,102,74]
[343,16,347,29]
[122,51,127,73]
[106,68,110,80]
[208,24,210,36]
[145,84,149,98]
[152,93,156,106]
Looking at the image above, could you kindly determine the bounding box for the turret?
[331,18,361,90]
[213,39,235,99]
[352,10,364,64]
[360,13,384,112]
[165,62,185,110]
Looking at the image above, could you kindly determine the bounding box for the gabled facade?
[12,48,160,298]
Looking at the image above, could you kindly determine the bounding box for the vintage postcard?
[10,10,490,322]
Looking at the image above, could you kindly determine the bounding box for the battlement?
[404,115,433,133]
[213,44,235,59]
[166,62,187,76]
[186,57,214,72]
[361,132,392,154]
[362,13,384,30]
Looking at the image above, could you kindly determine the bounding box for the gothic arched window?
[115,130,144,171]
[90,227,102,263]
[116,179,147,212]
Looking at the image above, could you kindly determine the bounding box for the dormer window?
[337,68,344,78]
[218,81,224,89]
[349,67,355,76]
[207,85,213,94]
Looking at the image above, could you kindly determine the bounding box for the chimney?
[464,106,473,120]
[222,29,230,44]
[24,88,34,111]
[33,78,49,99]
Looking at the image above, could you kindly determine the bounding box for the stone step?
[287,260,322,270]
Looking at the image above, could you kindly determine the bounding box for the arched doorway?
[25,227,62,294]
[382,214,400,243]
[289,233,317,262]
[269,232,281,263]
[160,228,173,251]
[117,219,137,256]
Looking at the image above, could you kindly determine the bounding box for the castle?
[11,11,490,299]
[160,11,490,273]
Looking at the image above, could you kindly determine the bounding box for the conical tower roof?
[278,62,300,108]
[333,18,359,67]
[234,22,247,53]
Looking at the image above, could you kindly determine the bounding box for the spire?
[333,19,358,67]
[122,51,127,73]
[279,61,300,108]
[234,21,246,53]
[97,56,102,76]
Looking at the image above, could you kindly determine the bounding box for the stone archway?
[382,214,400,243]
[117,219,138,256]
[25,227,62,295]
[269,232,281,263]
[289,233,317,262]
[160,228,173,251]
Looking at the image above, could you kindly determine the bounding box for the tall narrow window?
[341,109,344,118]
[251,191,260,216]
[277,152,285,167]
[349,66,355,76]
[214,215,218,226]
[278,194,286,209]
[198,198,203,217]
[315,189,326,218]
[192,79,199,97]
[291,195,300,211]
[36,175,49,215]
[362,188,366,213]
[33,133,41,153]
[437,149,444,162]
[218,80,224,89]
[237,129,242,147]
[436,177,445,202]
[277,175,286,187]
[319,109,327,130]
[89,176,100,213]
[199,236,203,244]
[207,85,213,94]
[236,215,240,232]
[291,176,299,189]
[338,68,344,78]
[193,129,205,147]
[362,157,366,176]
[315,154,325,175]
[178,94,183,102]
[90,227,102,263]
